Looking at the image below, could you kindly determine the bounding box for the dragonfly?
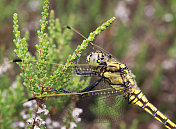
[56,50,176,129]
[15,48,176,129]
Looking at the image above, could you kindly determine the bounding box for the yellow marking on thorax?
[106,61,126,71]
[122,74,135,86]
[106,62,120,71]
[103,72,123,85]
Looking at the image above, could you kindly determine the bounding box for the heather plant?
[12,0,116,128]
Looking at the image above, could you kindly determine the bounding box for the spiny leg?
[74,50,96,76]
[79,77,103,92]
[51,77,103,94]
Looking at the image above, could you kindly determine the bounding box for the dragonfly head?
[87,51,107,67]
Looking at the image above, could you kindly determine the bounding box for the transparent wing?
[79,95,127,123]
[75,78,127,123]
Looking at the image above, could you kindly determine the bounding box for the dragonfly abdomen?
[127,89,176,129]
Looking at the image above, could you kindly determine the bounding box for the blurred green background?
[0,0,176,129]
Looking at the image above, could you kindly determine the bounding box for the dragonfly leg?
[79,77,103,92]
[53,88,74,93]
[74,50,96,76]
[42,88,74,94]
[45,77,103,95]
[74,50,82,74]
[76,71,96,76]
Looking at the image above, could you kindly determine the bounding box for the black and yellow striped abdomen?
[101,61,176,129]
[127,89,176,129]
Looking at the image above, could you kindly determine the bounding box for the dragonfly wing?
[76,79,128,123]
